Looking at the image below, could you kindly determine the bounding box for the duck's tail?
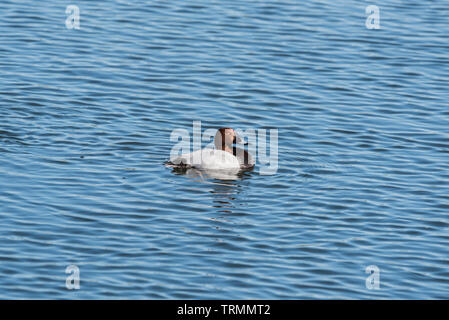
[163,160,193,169]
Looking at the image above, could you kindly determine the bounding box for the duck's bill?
[234,136,248,145]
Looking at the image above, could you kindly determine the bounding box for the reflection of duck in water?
[168,128,255,171]
[209,180,239,214]
[170,166,246,181]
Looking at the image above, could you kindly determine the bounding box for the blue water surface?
[1,0,448,299]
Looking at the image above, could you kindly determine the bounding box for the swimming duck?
[170,128,255,170]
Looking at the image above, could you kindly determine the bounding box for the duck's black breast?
[233,147,255,169]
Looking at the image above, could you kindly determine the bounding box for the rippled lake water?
[1,0,449,299]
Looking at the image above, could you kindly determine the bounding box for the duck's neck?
[223,145,234,154]
[215,142,234,154]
